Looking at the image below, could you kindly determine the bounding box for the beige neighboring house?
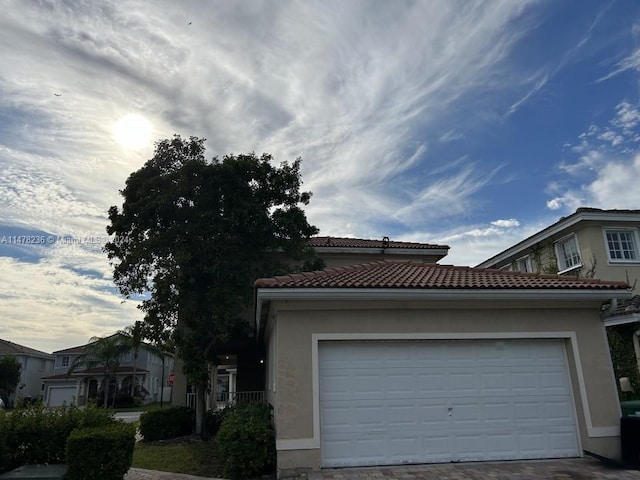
[255,261,630,475]
[0,339,54,405]
[476,207,640,291]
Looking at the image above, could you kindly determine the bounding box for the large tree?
[105,135,319,434]
[0,355,21,406]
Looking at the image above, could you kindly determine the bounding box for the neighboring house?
[0,339,54,404]
[476,208,640,290]
[254,261,630,474]
[42,335,174,407]
[171,236,450,409]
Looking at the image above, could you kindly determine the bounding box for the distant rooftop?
[0,338,53,358]
[309,236,449,251]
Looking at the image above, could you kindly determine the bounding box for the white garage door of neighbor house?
[319,339,580,468]
[47,387,76,407]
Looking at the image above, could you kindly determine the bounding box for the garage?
[47,386,76,406]
[256,260,628,474]
[319,339,580,467]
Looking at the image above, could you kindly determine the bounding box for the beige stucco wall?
[265,299,622,475]
[577,224,640,293]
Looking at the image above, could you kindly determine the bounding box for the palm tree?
[118,321,144,397]
[67,335,130,408]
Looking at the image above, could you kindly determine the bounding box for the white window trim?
[515,255,532,273]
[603,227,640,264]
[555,234,583,274]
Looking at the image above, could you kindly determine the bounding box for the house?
[475,208,640,289]
[0,339,54,405]
[254,260,630,475]
[171,236,450,408]
[42,335,174,407]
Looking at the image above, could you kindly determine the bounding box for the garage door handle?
[448,407,453,416]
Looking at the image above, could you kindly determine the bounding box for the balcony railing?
[186,390,265,410]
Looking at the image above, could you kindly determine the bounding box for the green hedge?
[139,406,195,441]
[214,403,275,480]
[65,423,136,480]
[0,404,115,474]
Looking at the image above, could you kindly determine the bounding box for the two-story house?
[0,338,54,405]
[172,236,451,409]
[42,334,174,407]
[476,207,640,289]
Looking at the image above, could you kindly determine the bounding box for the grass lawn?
[132,438,221,477]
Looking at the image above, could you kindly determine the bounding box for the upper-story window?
[605,229,639,262]
[61,356,69,367]
[515,256,532,273]
[555,234,582,273]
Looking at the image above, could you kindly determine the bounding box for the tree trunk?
[195,383,209,439]
[132,351,138,397]
[103,376,109,409]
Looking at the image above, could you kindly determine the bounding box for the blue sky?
[2,0,640,352]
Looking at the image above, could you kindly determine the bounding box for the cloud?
[0,0,555,351]
[491,219,520,228]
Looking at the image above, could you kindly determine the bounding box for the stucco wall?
[266,299,621,474]
[577,224,640,292]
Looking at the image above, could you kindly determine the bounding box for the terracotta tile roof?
[609,295,640,316]
[308,236,448,250]
[0,338,53,358]
[254,260,630,290]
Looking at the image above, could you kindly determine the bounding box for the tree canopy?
[0,355,21,404]
[105,135,320,430]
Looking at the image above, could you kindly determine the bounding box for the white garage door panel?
[48,387,76,406]
[319,339,580,467]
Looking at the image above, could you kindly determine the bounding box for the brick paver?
[125,458,640,480]
[317,458,640,480]
[125,467,223,479]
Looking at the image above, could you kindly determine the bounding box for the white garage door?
[47,386,76,406]
[319,339,580,467]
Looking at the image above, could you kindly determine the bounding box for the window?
[606,229,638,262]
[61,356,69,367]
[39,359,46,371]
[555,235,581,272]
[515,256,532,273]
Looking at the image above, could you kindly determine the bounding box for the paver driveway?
[314,458,640,480]
[125,458,640,480]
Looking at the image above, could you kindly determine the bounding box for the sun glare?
[113,113,153,150]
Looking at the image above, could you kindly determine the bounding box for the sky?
[2,1,640,353]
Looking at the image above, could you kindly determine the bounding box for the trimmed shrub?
[139,406,195,441]
[66,422,136,480]
[214,403,276,480]
[0,404,115,474]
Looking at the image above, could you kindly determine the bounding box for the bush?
[205,406,234,437]
[0,404,115,474]
[139,406,195,441]
[214,403,275,480]
[66,422,136,480]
